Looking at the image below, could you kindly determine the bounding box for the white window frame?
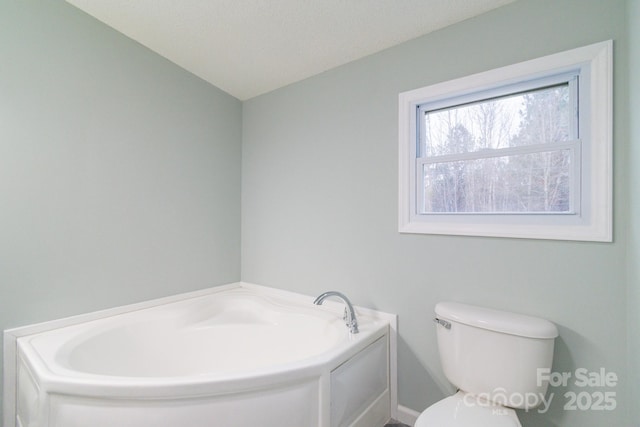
[398,40,612,241]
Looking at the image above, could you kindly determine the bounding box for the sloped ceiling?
[66,0,516,100]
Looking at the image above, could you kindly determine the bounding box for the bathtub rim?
[3,282,398,426]
[20,286,383,384]
[17,323,389,399]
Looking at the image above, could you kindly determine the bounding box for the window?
[399,41,612,241]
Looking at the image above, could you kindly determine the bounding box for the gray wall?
[628,0,640,424]
[242,0,630,426]
[0,0,242,418]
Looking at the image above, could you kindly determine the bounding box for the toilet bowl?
[415,391,521,427]
[415,302,558,427]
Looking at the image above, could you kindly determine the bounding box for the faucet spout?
[313,291,359,334]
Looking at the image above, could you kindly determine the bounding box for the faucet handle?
[344,308,359,333]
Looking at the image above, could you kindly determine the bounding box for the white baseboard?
[396,404,420,426]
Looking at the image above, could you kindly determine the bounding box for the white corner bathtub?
[7,283,397,427]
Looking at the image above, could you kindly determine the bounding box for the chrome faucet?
[313,291,359,334]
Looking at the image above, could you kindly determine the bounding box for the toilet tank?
[435,302,558,409]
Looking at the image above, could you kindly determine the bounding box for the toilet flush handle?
[434,317,451,329]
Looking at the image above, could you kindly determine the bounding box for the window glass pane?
[421,84,571,157]
[421,150,572,214]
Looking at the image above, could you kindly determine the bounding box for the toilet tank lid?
[435,302,559,339]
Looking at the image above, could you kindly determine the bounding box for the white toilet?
[415,302,558,427]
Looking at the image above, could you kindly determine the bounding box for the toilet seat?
[414,391,522,427]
